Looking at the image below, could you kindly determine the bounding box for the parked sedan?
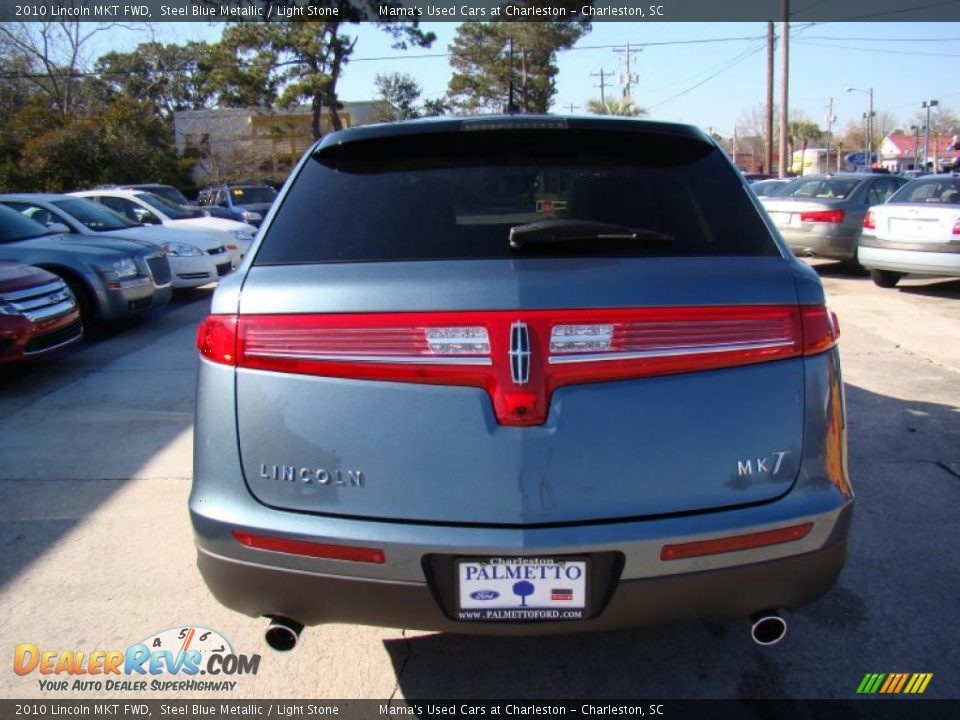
[0,194,235,289]
[0,262,82,365]
[860,174,960,287]
[0,204,171,328]
[71,189,255,265]
[760,173,907,269]
[750,178,790,198]
[120,184,240,223]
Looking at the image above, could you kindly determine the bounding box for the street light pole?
[847,86,874,167]
[923,99,939,171]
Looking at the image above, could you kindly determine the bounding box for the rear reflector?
[232,531,386,564]
[800,210,845,224]
[660,522,814,561]
[197,305,839,426]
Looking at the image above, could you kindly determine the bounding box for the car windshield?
[888,178,960,204]
[778,177,859,200]
[230,186,277,204]
[255,128,778,265]
[135,192,203,220]
[0,203,54,243]
[52,197,137,231]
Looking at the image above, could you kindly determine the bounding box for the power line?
[646,41,768,112]
[795,40,960,57]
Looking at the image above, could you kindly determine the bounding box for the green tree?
[372,72,423,122]
[586,96,646,117]
[218,4,435,139]
[448,20,589,114]
[92,41,228,119]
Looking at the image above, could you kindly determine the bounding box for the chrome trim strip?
[244,351,492,366]
[24,300,77,323]
[23,327,83,355]
[548,340,796,364]
[0,280,65,302]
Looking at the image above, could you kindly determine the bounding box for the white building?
[173,102,385,184]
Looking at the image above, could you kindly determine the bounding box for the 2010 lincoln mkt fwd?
[191,116,852,649]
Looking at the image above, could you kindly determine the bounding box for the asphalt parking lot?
[1,267,958,700]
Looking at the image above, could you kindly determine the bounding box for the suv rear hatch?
[209,119,820,526]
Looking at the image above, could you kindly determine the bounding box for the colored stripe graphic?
[857,672,932,694]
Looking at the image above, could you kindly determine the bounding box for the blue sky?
[114,21,960,139]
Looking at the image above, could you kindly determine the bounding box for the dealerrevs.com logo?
[14,626,261,692]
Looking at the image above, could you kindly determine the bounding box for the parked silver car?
[0,204,171,327]
[191,117,852,647]
[761,173,907,269]
[860,174,960,287]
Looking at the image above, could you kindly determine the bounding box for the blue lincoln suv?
[191,116,853,650]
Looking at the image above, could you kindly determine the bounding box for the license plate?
[456,557,588,621]
[889,218,940,241]
[768,211,791,226]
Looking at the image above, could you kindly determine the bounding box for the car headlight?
[230,230,255,242]
[112,258,139,278]
[241,211,262,222]
[162,242,204,257]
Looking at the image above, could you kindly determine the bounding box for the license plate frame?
[455,556,590,622]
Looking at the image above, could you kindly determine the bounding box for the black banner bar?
[2,0,960,23]
[1,700,959,720]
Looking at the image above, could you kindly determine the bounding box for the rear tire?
[870,269,902,288]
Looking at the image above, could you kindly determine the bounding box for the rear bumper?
[858,245,960,277]
[195,527,849,635]
[779,228,858,260]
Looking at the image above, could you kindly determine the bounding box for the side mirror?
[134,208,159,225]
[48,222,71,234]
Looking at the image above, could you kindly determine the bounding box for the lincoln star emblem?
[509,321,531,385]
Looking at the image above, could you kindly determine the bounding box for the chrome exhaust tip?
[264,617,303,652]
[750,611,787,646]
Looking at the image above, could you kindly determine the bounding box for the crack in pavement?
[388,628,413,704]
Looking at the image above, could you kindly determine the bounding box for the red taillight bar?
[197,305,839,426]
[800,210,845,224]
[660,522,814,561]
[863,211,876,230]
[232,531,386,564]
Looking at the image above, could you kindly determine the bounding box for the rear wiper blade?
[509,219,674,249]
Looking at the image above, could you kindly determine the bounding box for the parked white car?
[71,189,255,266]
[860,174,960,287]
[0,194,236,289]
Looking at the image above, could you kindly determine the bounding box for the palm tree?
[586,96,647,117]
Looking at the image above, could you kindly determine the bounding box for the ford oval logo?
[470,590,499,601]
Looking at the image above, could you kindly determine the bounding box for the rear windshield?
[255,129,778,265]
[889,177,960,204]
[778,177,859,200]
[231,186,277,204]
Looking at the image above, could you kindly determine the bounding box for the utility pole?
[778,1,789,178]
[565,102,580,114]
[520,47,529,112]
[591,68,611,105]
[766,21,774,176]
[613,42,641,100]
[825,97,835,171]
[923,99,939,171]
